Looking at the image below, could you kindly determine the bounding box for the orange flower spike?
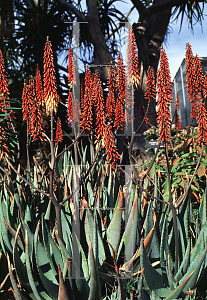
[156,46,173,147]
[106,62,116,121]
[36,65,44,106]
[28,77,36,134]
[95,72,106,142]
[31,98,45,142]
[0,48,10,111]
[103,124,120,169]
[0,122,8,155]
[80,66,93,133]
[174,93,182,131]
[197,101,207,145]
[145,67,156,102]
[22,81,30,122]
[115,52,125,130]
[185,43,197,119]
[67,91,73,125]
[68,44,76,89]
[127,25,139,88]
[43,37,59,115]
[55,117,63,144]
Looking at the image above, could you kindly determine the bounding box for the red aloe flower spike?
[80,78,85,116]
[31,97,45,142]
[156,46,173,147]
[67,90,73,125]
[22,81,30,122]
[103,124,120,169]
[28,77,36,135]
[145,67,156,102]
[0,121,8,156]
[196,101,207,145]
[36,64,44,106]
[68,44,76,89]
[43,37,59,115]
[174,93,182,131]
[94,72,106,142]
[114,52,125,130]
[73,98,80,124]
[0,48,10,111]
[114,97,125,131]
[127,25,139,88]
[204,73,207,110]
[185,43,203,119]
[106,62,116,122]
[80,66,93,133]
[55,117,63,144]
[141,105,149,125]
[174,92,180,110]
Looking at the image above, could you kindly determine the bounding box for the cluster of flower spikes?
[127,24,140,88]
[185,43,204,119]
[156,46,173,147]
[174,93,182,131]
[43,36,60,116]
[114,52,125,131]
[22,74,45,142]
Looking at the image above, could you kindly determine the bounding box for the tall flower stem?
[164,138,179,274]
[50,110,63,242]
[26,122,31,183]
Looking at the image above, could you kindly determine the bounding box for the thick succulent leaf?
[34,222,59,299]
[4,218,24,251]
[120,227,154,274]
[140,239,171,297]
[88,234,101,300]
[190,221,207,263]
[117,188,139,262]
[7,253,25,300]
[85,209,106,266]
[58,264,70,300]
[13,223,32,294]
[165,271,195,300]
[106,186,123,256]
[61,211,73,256]
[42,216,63,272]
[44,199,52,221]
[0,191,13,253]
[25,229,42,300]
[54,230,89,298]
[174,239,190,282]
[199,186,207,227]
[160,209,170,283]
[180,245,207,293]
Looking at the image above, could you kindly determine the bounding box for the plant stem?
[164,139,179,274]
[50,110,63,242]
